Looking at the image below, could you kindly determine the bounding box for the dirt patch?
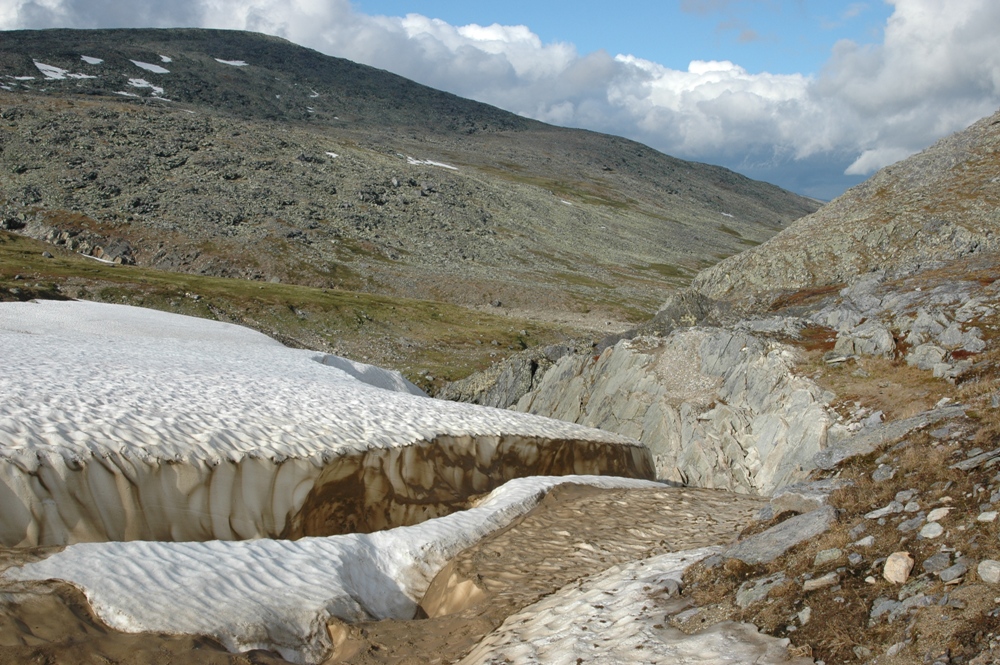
[322,484,766,664]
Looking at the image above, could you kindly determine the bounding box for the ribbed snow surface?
[6,474,664,663]
[0,301,646,545]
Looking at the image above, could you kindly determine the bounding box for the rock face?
[516,328,833,494]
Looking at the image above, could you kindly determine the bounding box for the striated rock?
[517,327,833,494]
[437,344,575,409]
[723,506,836,565]
[815,405,966,470]
[884,552,914,584]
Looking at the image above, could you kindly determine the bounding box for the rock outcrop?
[516,327,834,494]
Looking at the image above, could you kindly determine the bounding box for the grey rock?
[866,501,903,519]
[938,561,968,583]
[951,448,1000,471]
[735,573,787,609]
[813,548,844,567]
[872,464,896,482]
[834,319,896,358]
[814,405,966,470]
[723,506,836,565]
[848,552,863,566]
[908,343,946,370]
[922,552,951,574]
[897,515,925,532]
[768,479,852,515]
[870,598,901,624]
[803,572,839,591]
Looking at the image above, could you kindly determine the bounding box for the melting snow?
[215,58,248,67]
[159,54,172,63]
[127,78,164,96]
[6,474,661,663]
[33,61,96,80]
[80,55,103,65]
[130,60,169,74]
[462,548,813,664]
[406,156,458,171]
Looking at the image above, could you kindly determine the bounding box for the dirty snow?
[6,471,660,664]
[130,59,169,74]
[462,548,814,664]
[80,55,103,65]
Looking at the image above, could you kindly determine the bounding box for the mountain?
[0,28,817,330]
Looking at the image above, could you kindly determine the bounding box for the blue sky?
[354,0,892,77]
[4,0,1000,199]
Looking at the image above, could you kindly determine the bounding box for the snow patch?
[130,60,169,74]
[113,91,140,97]
[6,475,660,663]
[159,54,172,63]
[721,212,734,218]
[127,78,164,96]
[406,156,458,170]
[560,199,573,206]
[215,58,249,67]
[80,55,103,65]
[33,61,96,80]
[0,85,11,91]
[11,76,36,81]
[309,89,319,98]
[0,301,650,547]
[325,152,339,158]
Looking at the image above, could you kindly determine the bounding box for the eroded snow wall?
[0,301,652,547]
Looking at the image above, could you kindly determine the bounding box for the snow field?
[0,301,651,546]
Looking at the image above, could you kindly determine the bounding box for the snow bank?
[0,301,651,546]
[6,474,663,663]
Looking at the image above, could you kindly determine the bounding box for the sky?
[3,1,1000,199]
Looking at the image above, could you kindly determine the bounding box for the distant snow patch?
[721,212,734,218]
[326,152,339,158]
[307,107,314,113]
[309,89,319,98]
[33,61,96,80]
[215,58,248,67]
[406,156,458,171]
[0,85,11,91]
[130,60,169,74]
[560,200,573,206]
[113,91,140,97]
[159,55,172,63]
[12,76,35,81]
[127,78,164,96]
[80,55,103,65]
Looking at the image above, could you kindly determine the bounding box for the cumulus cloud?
[3,0,1000,198]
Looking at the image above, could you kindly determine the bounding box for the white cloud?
[2,0,1000,198]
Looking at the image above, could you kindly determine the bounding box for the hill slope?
[0,28,817,324]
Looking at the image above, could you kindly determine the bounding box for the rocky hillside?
[0,28,817,323]
[690,108,1000,311]
[437,107,1000,663]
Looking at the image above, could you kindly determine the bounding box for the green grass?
[0,232,575,388]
